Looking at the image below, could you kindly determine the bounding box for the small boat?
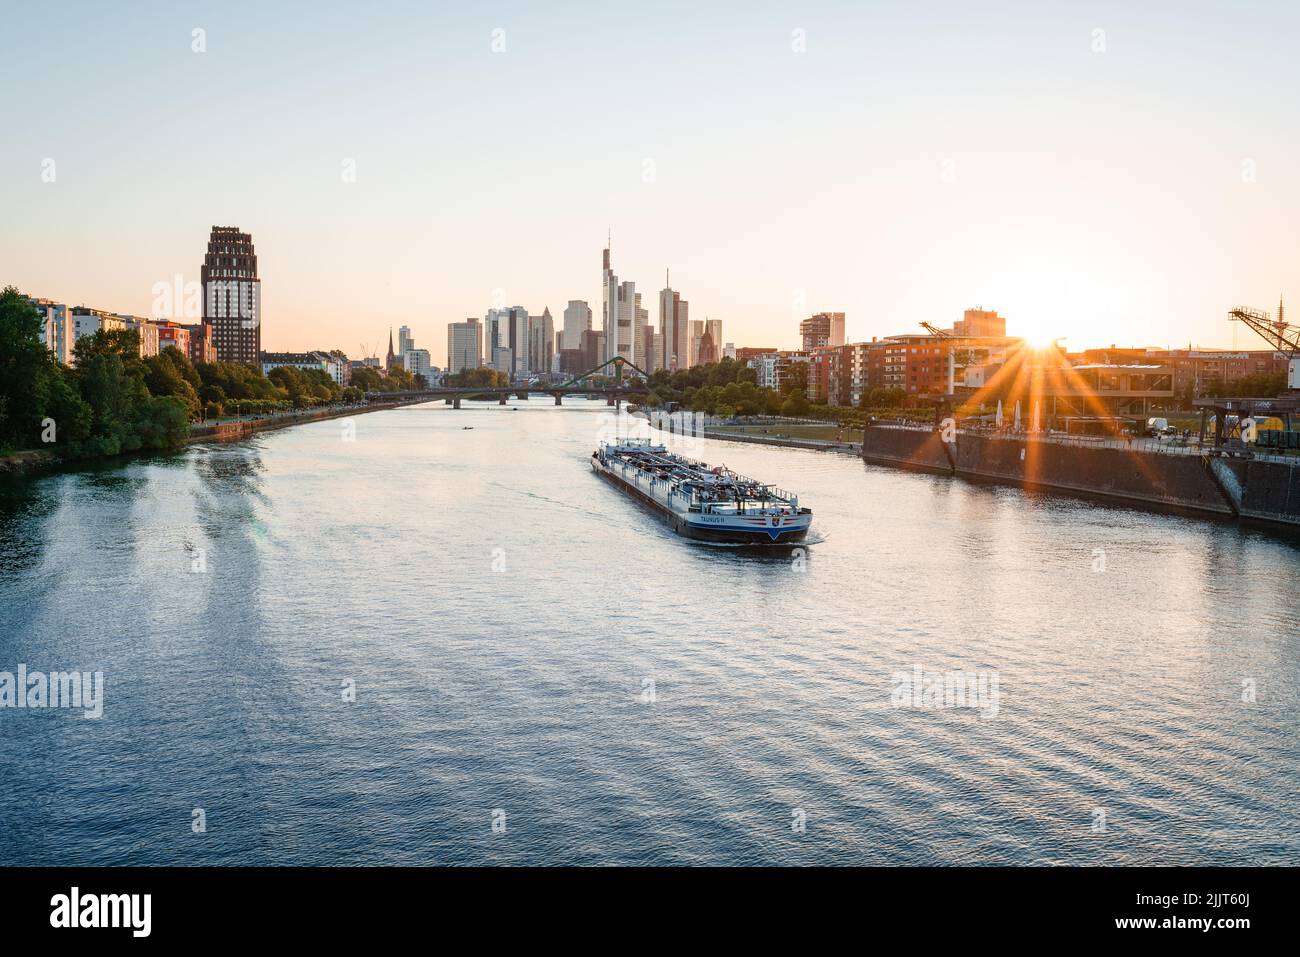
[592,439,811,544]
[462,426,474,430]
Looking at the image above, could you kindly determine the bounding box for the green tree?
[781,391,810,417]
[0,286,57,449]
[33,362,92,447]
[780,361,809,396]
[143,347,201,419]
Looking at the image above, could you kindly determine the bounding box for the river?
[1,397,1296,865]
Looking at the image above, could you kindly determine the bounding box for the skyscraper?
[398,325,414,357]
[528,307,555,374]
[602,238,618,363]
[688,319,704,367]
[201,226,261,365]
[562,300,592,351]
[800,312,846,351]
[602,237,638,364]
[698,327,717,365]
[485,305,530,376]
[447,318,482,373]
[658,274,689,371]
[705,319,723,362]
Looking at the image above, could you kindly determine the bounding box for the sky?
[4,0,1300,366]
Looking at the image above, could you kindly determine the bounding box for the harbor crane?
[1228,304,1300,390]
[919,322,957,396]
[919,322,979,396]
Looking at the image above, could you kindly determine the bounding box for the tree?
[32,359,91,448]
[1230,371,1286,398]
[780,361,809,397]
[781,391,810,417]
[143,347,201,419]
[133,395,190,450]
[0,286,59,449]
[73,334,148,453]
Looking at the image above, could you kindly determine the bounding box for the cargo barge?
[592,439,812,543]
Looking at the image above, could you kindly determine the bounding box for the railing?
[866,421,1208,456]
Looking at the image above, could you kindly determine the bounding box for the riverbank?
[860,423,1300,531]
[188,397,420,443]
[0,448,57,476]
[644,414,862,455]
[0,397,429,479]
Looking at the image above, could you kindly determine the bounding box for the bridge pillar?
[499,395,507,405]
[554,393,562,406]
[453,397,461,410]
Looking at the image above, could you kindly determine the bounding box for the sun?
[1023,331,1061,350]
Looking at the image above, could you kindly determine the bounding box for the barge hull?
[592,457,808,544]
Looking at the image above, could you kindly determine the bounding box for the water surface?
[1,397,1296,865]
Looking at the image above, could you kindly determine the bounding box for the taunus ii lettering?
[50,887,151,937]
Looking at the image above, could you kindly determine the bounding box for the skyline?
[5,2,1300,363]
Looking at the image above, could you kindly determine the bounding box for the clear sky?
[4,1,1299,365]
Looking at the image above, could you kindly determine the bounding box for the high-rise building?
[616,280,640,364]
[398,325,414,357]
[122,316,160,358]
[705,319,723,362]
[641,325,658,372]
[447,318,482,373]
[688,319,705,367]
[202,226,261,365]
[72,306,128,344]
[954,308,1006,337]
[28,298,75,365]
[485,305,531,376]
[800,312,845,351]
[528,308,555,375]
[153,320,191,358]
[698,327,718,365]
[491,346,513,375]
[185,322,216,364]
[562,300,592,351]
[403,348,432,380]
[658,274,690,371]
[581,329,605,372]
[602,239,618,362]
[602,238,641,365]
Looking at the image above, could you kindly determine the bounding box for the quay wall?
[1218,457,1300,527]
[859,426,1269,522]
[188,400,413,444]
[952,433,1233,516]
[856,427,954,474]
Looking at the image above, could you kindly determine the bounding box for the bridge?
[363,356,652,409]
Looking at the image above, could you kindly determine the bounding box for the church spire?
[386,328,395,370]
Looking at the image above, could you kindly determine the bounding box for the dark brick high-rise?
[201,226,261,365]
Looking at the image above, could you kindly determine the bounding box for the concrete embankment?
[1,400,424,479]
[643,414,861,455]
[860,425,1300,528]
[1214,456,1300,527]
[188,399,417,444]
